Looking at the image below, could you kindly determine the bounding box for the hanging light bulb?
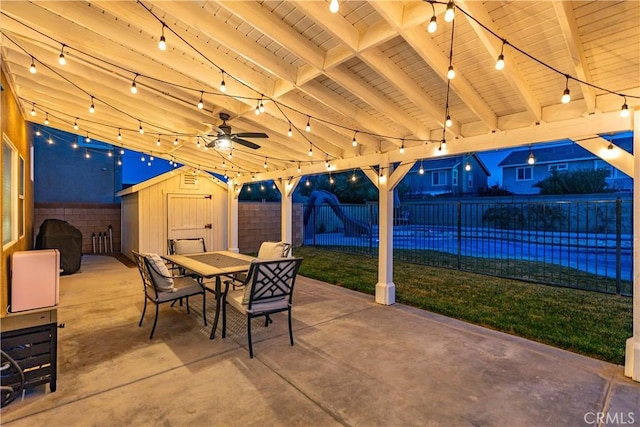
[197,92,204,109]
[329,0,339,14]
[139,122,144,134]
[287,123,293,137]
[47,136,54,144]
[89,97,95,113]
[441,139,447,150]
[141,155,145,162]
[158,24,167,51]
[58,44,66,65]
[495,54,505,71]
[107,151,113,158]
[130,75,138,94]
[447,65,455,80]
[527,149,535,165]
[325,158,330,168]
[254,99,261,115]
[30,104,36,116]
[156,136,161,146]
[264,158,268,169]
[228,150,233,159]
[427,2,437,33]
[329,174,335,185]
[607,142,614,150]
[305,179,310,187]
[259,97,265,113]
[308,144,313,156]
[400,140,405,154]
[620,98,630,118]
[117,129,122,140]
[297,163,301,173]
[174,137,178,145]
[72,142,78,149]
[444,1,455,22]
[306,117,311,132]
[419,162,424,175]
[220,71,227,93]
[561,76,571,104]
[445,115,452,128]
[352,131,358,147]
[150,155,154,161]
[465,161,471,171]
[85,132,91,143]
[351,171,357,182]
[73,119,79,131]
[85,151,91,159]
[29,57,37,74]
[35,129,41,136]
[117,159,122,166]
[44,113,49,125]
[222,160,226,168]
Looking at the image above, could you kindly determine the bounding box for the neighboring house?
[499,139,633,195]
[402,153,491,198]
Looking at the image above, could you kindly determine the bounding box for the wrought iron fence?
[302,197,633,296]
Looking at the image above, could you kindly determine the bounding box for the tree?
[534,169,611,195]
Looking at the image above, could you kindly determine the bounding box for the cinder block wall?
[34,203,121,254]
[238,202,303,254]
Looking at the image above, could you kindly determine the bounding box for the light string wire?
[1,2,636,175]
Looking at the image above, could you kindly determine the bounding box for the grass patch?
[295,246,632,365]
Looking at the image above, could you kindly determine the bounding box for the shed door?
[167,193,214,251]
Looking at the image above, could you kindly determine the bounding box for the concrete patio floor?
[1,254,639,426]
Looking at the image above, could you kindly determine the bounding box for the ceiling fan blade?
[234,138,261,150]
[235,132,268,139]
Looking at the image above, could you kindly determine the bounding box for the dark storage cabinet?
[1,309,57,393]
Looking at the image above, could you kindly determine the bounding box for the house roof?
[1,1,638,181]
[498,136,634,167]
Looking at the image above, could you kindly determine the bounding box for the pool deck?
[1,254,639,426]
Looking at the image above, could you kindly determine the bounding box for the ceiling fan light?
[215,136,232,151]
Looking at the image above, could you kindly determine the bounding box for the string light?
[329,173,335,185]
[264,157,268,169]
[287,123,293,137]
[220,71,226,93]
[73,119,79,131]
[117,158,122,166]
[85,150,90,159]
[197,91,204,109]
[351,169,357,182]
[305,179,310,187]
[72,141,78,149]
[308,144,313,156]
[107,151,113,157]
[47,135,53,144]
[30,104,36,116]
[419,160,424,175]
[444,1,455,23]
[561,75,571,104]
[325,158,330,169]
[427,1,438,34]
[222,160,226,168]
[130,74,138,94]
[141,155,145,162]
[352,131,358,147]
[85,132,91,143]
[259,97,265,113]
[254,99,261,115]
[447,65,455,80]
[29,57,36,74]
[329,0,339,14]
[89,97,95,113]
[400,139,405,154]
[441,139,447,150]
[305,116,311,132]
[158,24,167,51]
[174,137,178,145]
[297,163,301,173]
[119,148,125,155]
[117,129,122,140]
[139,121,144,134]
[228,150,233,159]
[58,44,66,65]
[44,113,49,125]
[35,129,41,136]
[527,147,535,165]
[620,97,630,118]
[156,135,161,146]
[495,41,505,71]
[465,161,471,171]
[445,114,452,128]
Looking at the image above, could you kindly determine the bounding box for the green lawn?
[294,246,633,365]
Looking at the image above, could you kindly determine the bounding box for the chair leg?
[150,304,159,339]
[139,298,147,327]
[221,298,227,338]
[186,296,190,314]
[288,308,294,347]
[202,291,207,326]
[264,314,271,327]
[247,314,254,358]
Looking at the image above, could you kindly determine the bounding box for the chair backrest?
[257,241,292,259]
[168,238,206,255]
[132,251,157,299]
[243,258,303,309]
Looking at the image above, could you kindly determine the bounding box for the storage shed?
[115,167,228,260]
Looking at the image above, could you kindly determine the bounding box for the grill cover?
[35,219,82,275]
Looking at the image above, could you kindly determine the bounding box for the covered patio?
[2,255,639,425]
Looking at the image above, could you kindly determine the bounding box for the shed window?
[432,170,447,186]
[452,169,458,186]
[548,163,568,172]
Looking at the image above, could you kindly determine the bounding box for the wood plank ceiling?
[1,1,638,182]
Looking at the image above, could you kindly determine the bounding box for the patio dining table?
[162,251,255,339]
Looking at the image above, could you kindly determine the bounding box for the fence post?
[616,198,622,295]
[457,202,462,270]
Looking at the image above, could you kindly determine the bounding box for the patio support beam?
[625,109,640,382]
[227,183,241,253]
[275,177,300,250]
